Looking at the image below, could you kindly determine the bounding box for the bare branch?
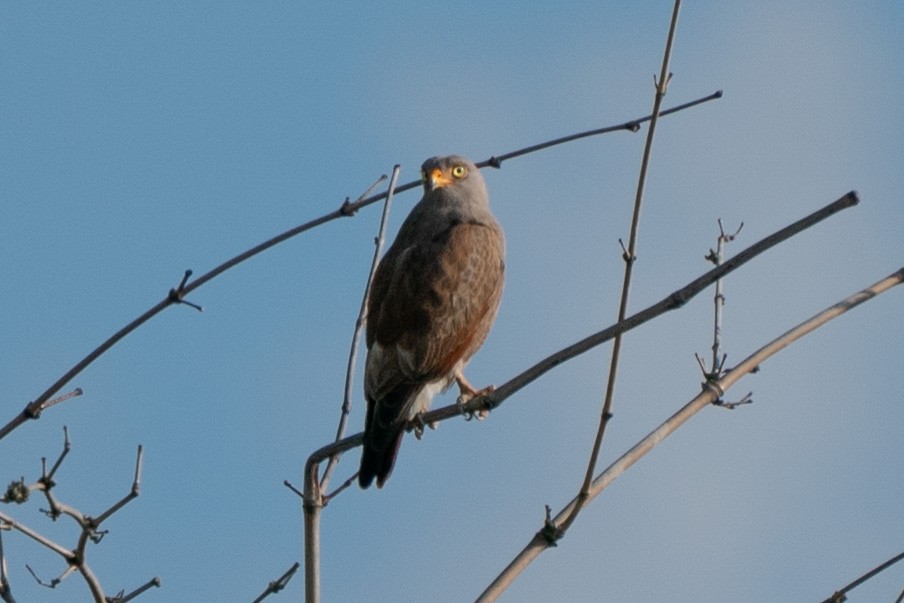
[107,576,161,603]
[702,219,744,386]
[93,445,143,526]
[477,267,904,601]
[302,192,859,470]
[429,192,858,423]
[558,0,683,538]
[41,389,83,412]
[2,438,152,602]
[0,89,721,444]
[283,480,303,499]
[302,496,321,603]
[321,166,401,492]
[818,549,904,603]
[76,562,105,603]
[303,168,403,603]
[45,426,72,482]
[477,90,722,169]
[0,512,74,559]
[251,562,300,603]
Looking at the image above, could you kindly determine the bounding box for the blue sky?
[2,2,902,602]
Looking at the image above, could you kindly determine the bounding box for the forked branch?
[0,434,153,602]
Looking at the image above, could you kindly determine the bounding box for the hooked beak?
[425,167,453,191]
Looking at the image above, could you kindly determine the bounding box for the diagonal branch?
[303,192,859,470]
[92,445,143,526]
[559,0,683,539]
[0,90,721,444]
[477,266,904,602]
[818,549,904,603]
[251,562,300,603]
[433,191,858,421]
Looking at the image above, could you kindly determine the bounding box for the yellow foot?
[455,376,494,421]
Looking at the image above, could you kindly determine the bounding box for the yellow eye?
[451,165,467,178]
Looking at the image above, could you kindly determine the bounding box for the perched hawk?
[359,155,505,489]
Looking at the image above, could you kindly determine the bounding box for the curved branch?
[819,550,904,603]
[0,90,722,443]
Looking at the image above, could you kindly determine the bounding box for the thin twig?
[303,168,402,603]
[701,220,743,380]
[93,445,143,526]
[0,90,721,444]
[710,223,728,375]
[558,0,683,539]
[477,267,904,602]
[251,562,300,603]
[41,388,83,411]
[108,576,162,603]
[302,193,859,470]
[321,166,400,492]
[283,480,303,499]
[0,511,74,559]
[45,425,71,482]
[818,549,904,603]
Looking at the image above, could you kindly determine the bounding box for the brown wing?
[369,220,504,385]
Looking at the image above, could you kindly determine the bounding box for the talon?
[410,413,427,439]
[455,376,494,421]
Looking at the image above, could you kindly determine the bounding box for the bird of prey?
[359,155,505,489]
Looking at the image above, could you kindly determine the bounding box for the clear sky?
[2,2,902,602]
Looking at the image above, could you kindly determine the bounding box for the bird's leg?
[455,371,494,420]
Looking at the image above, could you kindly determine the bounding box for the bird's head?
[420,155,482,193]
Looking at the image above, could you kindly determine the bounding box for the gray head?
[420,155,488,207]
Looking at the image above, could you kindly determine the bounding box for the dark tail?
[359,384,420,489]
